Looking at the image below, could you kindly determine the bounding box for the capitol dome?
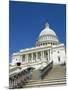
[39,23,56,37]
[36,22,59,46]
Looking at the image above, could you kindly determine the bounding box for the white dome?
[36,22,59,46]
[39,22,56,37]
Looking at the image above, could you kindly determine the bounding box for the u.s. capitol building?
[9,22,66,88]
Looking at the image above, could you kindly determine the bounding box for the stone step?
[26,78,66,85]
[24,78,66,88]
[28,77,66,83]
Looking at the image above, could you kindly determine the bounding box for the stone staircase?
[24,65,66,88]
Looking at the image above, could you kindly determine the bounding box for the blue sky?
[9,1,66,62]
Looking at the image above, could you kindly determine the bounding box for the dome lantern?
[45,22,49,28]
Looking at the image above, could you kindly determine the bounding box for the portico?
[19,47,51,68]
[11,45,52,68]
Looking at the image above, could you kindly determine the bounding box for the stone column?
[41,51,43,60]
[20,55,22,63]
[50,49,52,62]
[41,51,44,59]
[49,50,50,61]
[48,50,50,62]
[31,53,33,62]
[36,52,38,61]
[39,51,41,61]
[42,51,44,61]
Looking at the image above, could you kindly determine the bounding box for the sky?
[9,1,66,62]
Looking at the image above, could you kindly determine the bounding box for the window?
[38,52,41,59]
[53,43,54,45]
[28,53,32,61]
[58,51,59,53]
[44,51,48,58]
[33,53,36,60]
[58,56,60,62]
[46,51,48,55]
[40,44,42,46]
[22,54,25,61]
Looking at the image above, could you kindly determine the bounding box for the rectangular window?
[28,53,32,61]
[33,53,36,60]
[44,51,48,58]
[22,54,25,61]
[38,52,41,59]
[58,56,60,62]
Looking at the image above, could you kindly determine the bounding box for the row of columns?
[21,50,50,63]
